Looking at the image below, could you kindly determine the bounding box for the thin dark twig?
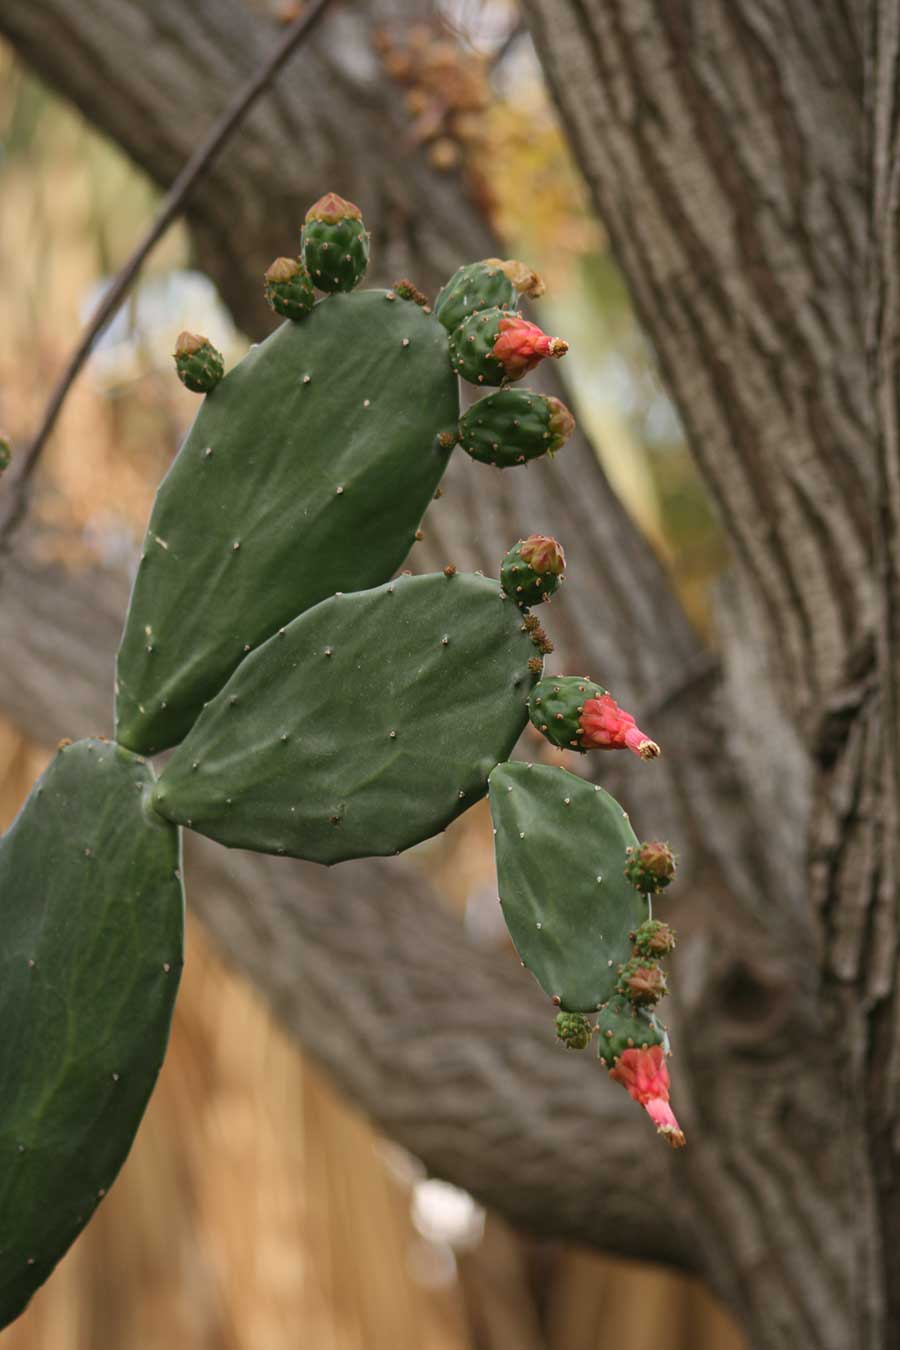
[0,0,335,552]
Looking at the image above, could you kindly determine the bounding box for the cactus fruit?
[0,435,10,472]
[173,331,224,393]
[500,536,566,607]
[117,290,459,753]
[528,675,660,759]
[151,571,541,864]
[301,192,369,293]
[0,740,184,1328]
[625,841,677,892]
[458,388,575,467]
[449,309,568,386]
[616,957,668,1006]
[488,762,649,1011]
[434,257,545,333]
[609,1045,685,1149]
[556,1011,591,1050]
[630,919,677,958]
[264,256,315,319]
[595,994,666,1066]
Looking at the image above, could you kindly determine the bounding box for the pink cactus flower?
[609,1045,685,1148]
[579,692,660,759]
[492,315,568,380]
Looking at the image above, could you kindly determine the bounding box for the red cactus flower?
[609,1045,685,1148]
[580,692,660,759]
[492,314,568,380]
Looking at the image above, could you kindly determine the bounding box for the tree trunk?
[520,1,898,1346]
[1,1,895,1346]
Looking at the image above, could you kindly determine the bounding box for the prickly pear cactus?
[1,186,686,1327]
[458,388,575,467]
[152,570,543,863]
[434,257,544,333]
[0,740,184,1327]
[117,289,459,753]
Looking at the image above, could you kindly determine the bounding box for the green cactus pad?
[301,195,369,293]
[0,739,184,1328]
[434,259,520,333]
[500,536,565,608]
[264,257,315,320]
[528,675,607,751]
[151,572,541,864]
[595,995,666,1068]
[458,388,574,467]
[174,332,224,393]
[489,762,648,1012]
[116,290,459,753]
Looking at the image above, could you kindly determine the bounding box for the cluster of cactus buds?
[528,675,660,759]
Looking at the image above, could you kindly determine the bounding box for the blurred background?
[0,5,739,1346]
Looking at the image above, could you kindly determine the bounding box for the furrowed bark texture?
[521,1,897,1347]
[0,1,891,1347]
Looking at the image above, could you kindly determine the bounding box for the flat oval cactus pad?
[152,572,541,864]
[489,761,648,1012]
[0,740,184,1329]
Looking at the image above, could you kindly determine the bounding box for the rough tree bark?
[0,1,894,1347]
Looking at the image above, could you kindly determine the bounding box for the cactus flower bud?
[174,332,225,394]
[609,1044,685,1148]
[519,535,566,576]
[302,193,369,293]
[624,842,677,893]
[304,192,362,225]
[546,396,576,451]
[264,256,315,320]
[449,309,569,387]
[491,314,568,380]
[556,1011,591,1050]
[616,957,668,1006]
[630,919,677,957]
[580,692,660,759]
